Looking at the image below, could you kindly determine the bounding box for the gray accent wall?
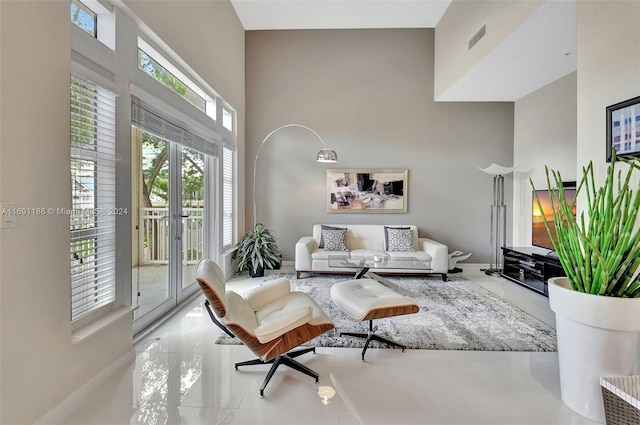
[246,29,514,263]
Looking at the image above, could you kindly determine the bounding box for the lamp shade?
[478,163,514,176]
[317,148,338,163]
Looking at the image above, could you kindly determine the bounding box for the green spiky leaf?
[531,150,640,297]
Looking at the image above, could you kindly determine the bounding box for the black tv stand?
[500,246,565,296]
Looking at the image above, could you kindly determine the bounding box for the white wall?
[575,0,640,367]
[434,0,544,100]
[512,72,577,247]
[576,1,640,175]
[246,29,514,263]
[0,2,245,424]
[0,3,133,424]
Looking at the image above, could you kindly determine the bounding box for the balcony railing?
[142,207,204,264]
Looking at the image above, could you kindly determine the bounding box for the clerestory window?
[70,0,96,38]
[137,48,207,114]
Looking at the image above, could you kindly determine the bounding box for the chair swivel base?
[340,329,406,361]
[235,346,318,398]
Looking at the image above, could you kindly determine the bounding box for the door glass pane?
[181,147,205,289]
[133,128,171,318]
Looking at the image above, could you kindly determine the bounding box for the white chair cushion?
[243,277,291,311]
[350,249,386,258]
[386,251,432,262]
[253,306,312,343]
[222,290,260,332]
[330,278,417,322]
[311,249,349,261]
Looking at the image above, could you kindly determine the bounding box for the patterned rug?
[215,274,557,352]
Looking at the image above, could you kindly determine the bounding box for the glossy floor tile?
[60,266,602,425]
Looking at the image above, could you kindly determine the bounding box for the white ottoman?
[330,278,419,360]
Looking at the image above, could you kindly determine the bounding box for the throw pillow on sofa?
[319,224,344,248]
[384,226,416,252]
[322,228,349,251]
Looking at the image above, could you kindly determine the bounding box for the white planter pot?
[549,277,640,423]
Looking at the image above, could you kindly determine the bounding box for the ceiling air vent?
[468,22,487,51]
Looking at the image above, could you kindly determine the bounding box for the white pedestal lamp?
[478,163,514,276]
[252,124,337,229]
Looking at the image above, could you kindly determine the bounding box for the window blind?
[131,94,219,157]
[222,147,234,247]
[70,74,117,321]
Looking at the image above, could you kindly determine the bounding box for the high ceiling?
[230,0,452,30]
[231,0,577,102]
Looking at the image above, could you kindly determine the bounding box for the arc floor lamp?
[478,163,514,276]
[252,124,338,228]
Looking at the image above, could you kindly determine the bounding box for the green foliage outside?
[138,49,205,112]
[141,133,204,208]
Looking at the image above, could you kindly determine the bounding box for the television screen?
[532,187,576,251]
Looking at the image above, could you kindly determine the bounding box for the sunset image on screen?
[532,189,576,250]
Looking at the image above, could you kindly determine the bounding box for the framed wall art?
[606,95,640,162]
[327,168,408,213]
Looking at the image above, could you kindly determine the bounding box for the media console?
[500,246,565,296]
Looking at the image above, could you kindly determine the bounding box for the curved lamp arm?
[252,124,336,229]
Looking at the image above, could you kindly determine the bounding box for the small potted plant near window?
[531,151,640,423]
[232,223,282,278]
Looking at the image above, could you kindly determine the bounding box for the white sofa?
[295,224,448,280]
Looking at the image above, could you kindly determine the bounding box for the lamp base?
[484,268,503,277]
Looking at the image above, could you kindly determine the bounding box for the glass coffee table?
[328,254,432,296]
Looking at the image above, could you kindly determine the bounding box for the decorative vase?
[548,277,640,423]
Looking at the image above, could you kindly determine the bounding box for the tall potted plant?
[532,151,640,423]
[232,223,282,278]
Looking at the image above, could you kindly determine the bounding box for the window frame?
[69,1,238,333]
[69,73,118,323]
[70,0,115,50]
[71,0,97,38]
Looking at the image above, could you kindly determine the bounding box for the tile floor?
[60,266,601,425]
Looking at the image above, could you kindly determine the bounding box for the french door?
[132,128,213,335]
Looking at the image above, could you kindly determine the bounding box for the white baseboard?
[34,349,135,425]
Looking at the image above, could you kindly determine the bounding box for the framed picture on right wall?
[606,95,640,162]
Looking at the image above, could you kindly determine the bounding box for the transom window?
[71,0,97,37]
[138,48,207,113]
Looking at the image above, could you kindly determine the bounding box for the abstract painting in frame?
[327,169,408,213]
[606,95,640,162]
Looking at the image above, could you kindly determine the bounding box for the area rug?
[215,274,557,352]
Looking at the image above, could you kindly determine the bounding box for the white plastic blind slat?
[131,94,219,157]
[222,147,233,247]
[70,74,117,322]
